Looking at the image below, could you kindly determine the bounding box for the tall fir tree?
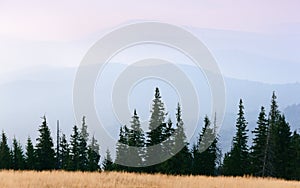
[115,126,129,171]
[87,135,100,171]
[159,118,175,174]
[0,131,11,169]
[78,117,89,171]
[194,116,218,175]
[81,116,89,142]
[70,125,80,170]
[274,115,292,179]
[250,106,268,176]
[127,109,145,170]
[59,133,70,170]
[265,91,281,176]
[146,87,167,172]
[35,116,56,170]
[11,137,25,170]
[266,92,292,178]
[56,120,60,169]
[25,136,35,170]
[163,119,175,156]
[213,113,222,175]
[290,131,300,180]
[168,103,191,175]
[222,99,249,176]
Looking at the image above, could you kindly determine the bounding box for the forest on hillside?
[0,88,299,180]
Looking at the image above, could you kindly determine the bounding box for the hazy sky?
[1,0,300,152]
[0,0,299,83]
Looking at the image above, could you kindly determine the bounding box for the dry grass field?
[0,170,299,188]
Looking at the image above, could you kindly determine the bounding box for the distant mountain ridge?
[0,65,299,154]
[284,104,300,132]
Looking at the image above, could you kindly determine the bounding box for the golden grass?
[0,170,299,188]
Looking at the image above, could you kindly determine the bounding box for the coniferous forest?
[0,88,299,180]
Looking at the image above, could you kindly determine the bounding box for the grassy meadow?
[0,171,299,188]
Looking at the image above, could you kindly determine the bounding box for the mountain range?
[0,65,299,156]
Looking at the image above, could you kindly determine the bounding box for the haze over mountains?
[0,64,299,155]
[1,26,300,84]
[1,26,300,156]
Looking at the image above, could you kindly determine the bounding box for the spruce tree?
[265,91,281,176]
[87,135,100,171]
[0,131,11,169]
[25,137,35,170]
[127,109,145,170]
[11,137,25,170]
[169,103,191,175]
[115,126,129,171]
[213,113,222,175]
[274,115,292,179]
[251,106,268,176]
[56,120,60,169]
[81,116,89,142]
[290,131,300,180]
[70,125,80,170]
[159,119,175,174]
[78,117,89,171]
[163,119,175,156]
[35,116,56,170]
[60,133,70,170]
[146,87,167,172]
[102,149,114,171]
[267,92,292,178]
[195,116,218,175]
[223,99,249,176]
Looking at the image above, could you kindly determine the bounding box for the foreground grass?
[0,171,299,188]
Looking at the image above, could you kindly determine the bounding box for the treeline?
[222,93,300,180]
[103,89,300,180]
[0,88,299,180]
[103,88,221,175]
[0,116,100,171]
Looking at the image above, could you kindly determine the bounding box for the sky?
[0,0,300,154]
[0,0,300,83]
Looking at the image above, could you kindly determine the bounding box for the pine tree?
[0,131,11,169]
[146,87,167,172]
[81,116,89,142]
[213,113,222,175]
[274,115,292,179]
[35,116,56,170]
[60,133,70,170]
[70,125,80,170]
[163,119,175,156]
[56,120,60,169]
[266,92,292,178]
[223,99,249,176]
[265,91,281,176]
[11,137,25,170]
[290,131,300,180]
[250,106,268,176]
[127,109,145,170]
[102,149,114,171]
[87,135,100,171]
[168,103,191,175]
[25,137,35,170]
[78,117,89,171]
[159,118,175,174]
[194,116,218,175]
[115,126,129,171]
